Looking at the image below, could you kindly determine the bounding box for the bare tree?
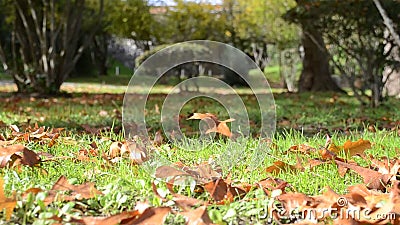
[0,0,104,95]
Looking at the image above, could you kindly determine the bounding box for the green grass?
[0,87,399,224]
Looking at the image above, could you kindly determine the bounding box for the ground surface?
[0,82,399,224]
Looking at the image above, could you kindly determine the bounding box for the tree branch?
[373,0,400,49]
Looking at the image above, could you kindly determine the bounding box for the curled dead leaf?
[0,145,40,168]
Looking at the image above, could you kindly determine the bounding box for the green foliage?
[100,0,155,42]
[222,0,300,49]
[157,0,226,43]
[134,43,212,80]
[135,44,172,69]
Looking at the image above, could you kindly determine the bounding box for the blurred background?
[0,0,399,107]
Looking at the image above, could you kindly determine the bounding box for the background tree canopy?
[0,0,399,107]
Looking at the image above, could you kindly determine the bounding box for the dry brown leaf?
[276,192,315,215]
[256,177,291,196]
[179,206,214,225]
[0,177,16,220]
[108,141,148,165]
[188,113,234,138]
[306,158,328,170]
[77,148,98,162]
[124,141,148,164]
[71,211,140,225]
[182,163,222,182]
[335,160,392,191]
[0,144,40,168]
[155,163,222,184]
[109,141,123,158]
[366,156,400,182]
[44,176,103,205]
[203,178,247,203]
[287,144,316,154]
[328,142,342,154]
[319,148,338,160]
[312,186,341,210]
[342,139,372,157]
[155,165,190,179]
[265,161,298,175]
[121,207,171,225]
[153,130,164,146]
[22,187,43,199]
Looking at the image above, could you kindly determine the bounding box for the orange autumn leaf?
[318,148,338,160]
[187,113,235,138]
[0,177,16,220]
[327,142,342,154]
[342,139,371,157]
[265,161,297,175]
[204,178,247,203]
[327,139,372,157]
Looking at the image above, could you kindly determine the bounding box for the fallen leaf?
[335,160,392,191]
[155,165,191,179]
[44,176,103,205]
[287,144,316,154]
[276,192,315,215]
[124,141,148,164]
[265,161,297,175]
[109,141,123,158]
[319,148,338,160]
[153,130,164,146]
[108,141,148,165]
[71,211,141,225]
[0,145,40,168]
[188,113,234,138]
[179,206,214,225]
[121,207,171,225]
[204,179,247,203]
[256,177,291,196]
[342,139,371,157]
[0,177,16,220]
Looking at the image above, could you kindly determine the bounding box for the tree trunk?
[298,27,344,92]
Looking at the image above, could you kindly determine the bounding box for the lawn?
[0,84,399,224]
